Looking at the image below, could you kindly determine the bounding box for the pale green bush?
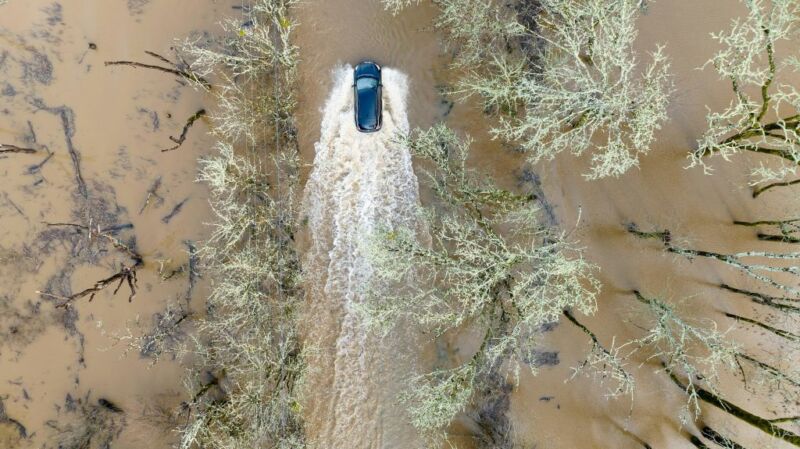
[692,0,800,186]
[386,0,672,179]
[176,1,306,448]
[630,292,739,420]
[360,124,600,435]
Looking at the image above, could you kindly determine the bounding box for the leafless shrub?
[175,1,306,448]
[359,125,599,436]
[691,0,800,191]
[385,0,672,179]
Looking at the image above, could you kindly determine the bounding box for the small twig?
[139,177,163,214]
[162,109,206,152]
[3,193,26,217]
[0,144,37,154]
[27,150,53,175]
[625,222,671,245]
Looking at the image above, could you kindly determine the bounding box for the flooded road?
[293,0,446,170]
[0,1,237,447]
[1,0,797,448]
[302,65,423,448]
[294,3,445,447]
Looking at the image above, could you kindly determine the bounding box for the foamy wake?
[303,66,422,448]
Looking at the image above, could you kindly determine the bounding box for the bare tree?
[691,0,800,193]
[360,124,600,437]
[385,0,672,179]
[629,291,739,420]
[628,224,800,445]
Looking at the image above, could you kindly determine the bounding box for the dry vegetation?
[385,0,672,180]
[359,125,599,439]
[172,1,306,448]
[378,0,800,447]
[692,0,800,195]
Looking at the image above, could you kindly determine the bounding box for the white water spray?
[303,66,423,448]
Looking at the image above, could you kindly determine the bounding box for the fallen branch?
[162,197,189,224]
[40,220,143,306]
[665,364,800,446]
[162,109,206,152]
[0,144,37,154]
[105,51,210,88]
[41,264,138,308]
[138,177,163,214]
[44,222,143,265]
[753,177,800,198]
[28,100,87,197]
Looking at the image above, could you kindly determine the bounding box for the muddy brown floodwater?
[507,1,800,448]
[296,0,799,448]
[0,1,239,448]
[2,0,799,449]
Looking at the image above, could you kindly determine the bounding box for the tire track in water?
[303,66,423,448]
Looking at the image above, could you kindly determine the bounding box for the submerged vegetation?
[176,1,306,448]
[360,125,600,437]
[385,0,673,179]
[692,0,800,193]
[377,0,800,447]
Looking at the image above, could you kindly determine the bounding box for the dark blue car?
[354,61,382,132]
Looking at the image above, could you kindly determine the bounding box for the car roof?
[356,79,379,130]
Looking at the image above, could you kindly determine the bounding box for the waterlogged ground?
[1,1,799,449]
[297,1,799,448]
[0,1,237,447]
